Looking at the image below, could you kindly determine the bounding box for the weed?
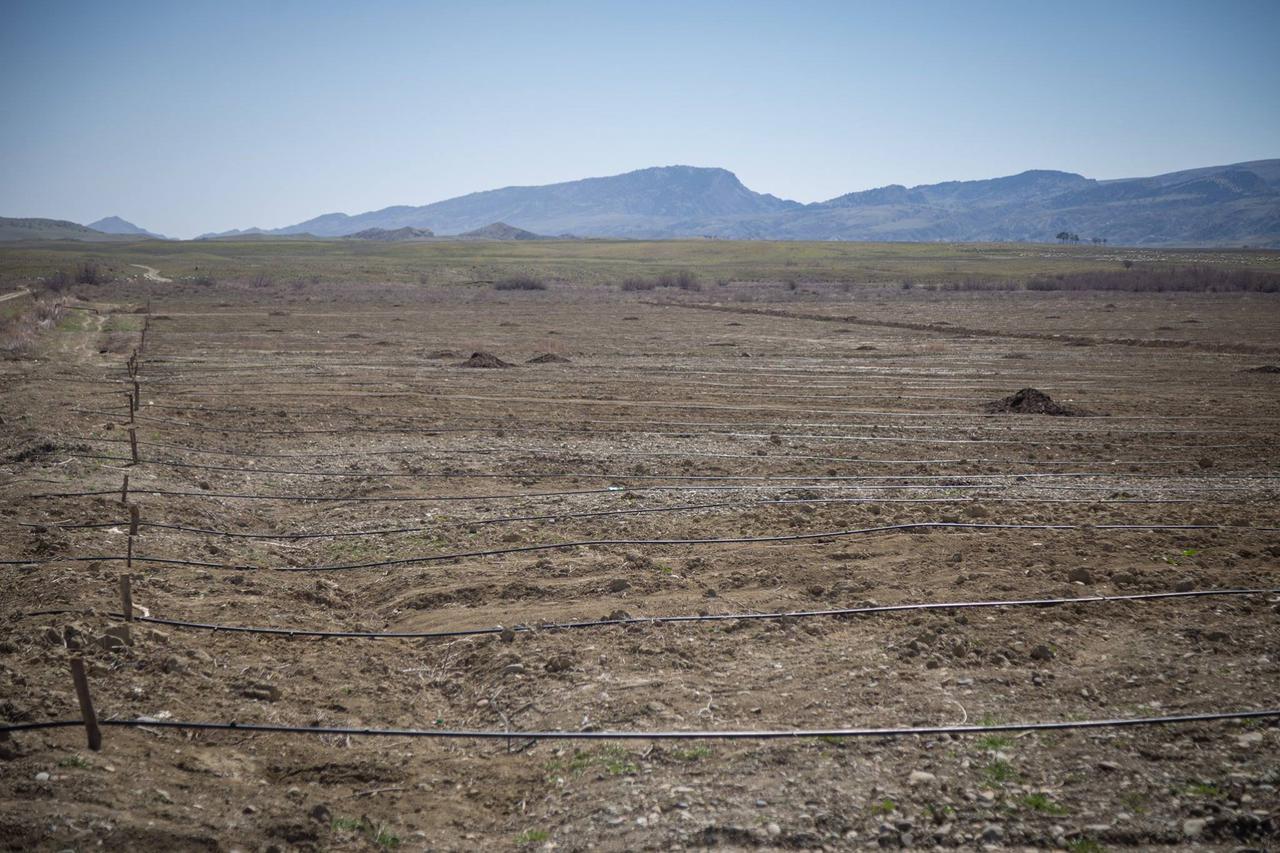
[1066,839,1104,852]
[1183,781,1224,798]
[977,735,1013,751]
[672,745,712,762]
[984,759,1016,785]
[332,815,400,849]
[495,275,547,291]
[870,799,896,815]
[516,828,549,845]
[58,754,92,769]
[1020,792,1068,815]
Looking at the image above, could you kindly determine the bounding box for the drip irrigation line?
[63,453,1274,482]
[25,484,1010,502]
[18,588,1279,640]
[5,522,1277,572]
[65,434,1185,467]
[11,506,1257,541]
[3,709,1278,741]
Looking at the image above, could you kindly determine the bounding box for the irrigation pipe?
[19,588,1279,641]
[3,709,1278,742]
[4,522,1277,572]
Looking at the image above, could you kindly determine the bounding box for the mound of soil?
[984,388,1090,416]
[457,351,514,369]
[526,353,571,364]
[1246,364,1280,373]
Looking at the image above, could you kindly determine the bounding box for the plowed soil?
[1,281,1278,851]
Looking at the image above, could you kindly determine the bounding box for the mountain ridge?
[200,161,1280,247]
[86,215,168,240]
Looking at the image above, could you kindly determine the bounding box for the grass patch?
[1019,792,1068,815]
[516,828,549,845]
[984,759,1017,785]
[332,815,400,849]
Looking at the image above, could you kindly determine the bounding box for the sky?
[2,0,1278,238]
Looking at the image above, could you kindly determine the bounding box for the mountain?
[346,226,434,241]
[459,222,548,240]
[85,215,168,240]
[0,217,124,242]
[256,166,802,239]
[212,160,1280,247]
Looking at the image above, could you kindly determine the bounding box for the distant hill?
[86,215,168,240]
[459,222,548,240]
[0,217,124,242]
[205,160,1280,247]
[346,226,435,241]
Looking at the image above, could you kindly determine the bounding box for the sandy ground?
[1,280,1278,851]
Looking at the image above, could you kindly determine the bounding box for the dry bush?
[74,262,112,285]
[1,297,65,360]
[621,277,657,291]
[1026,265,1280,293]
[494,275,547,291]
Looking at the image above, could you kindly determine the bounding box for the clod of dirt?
[1246,364,1280,373]
[425,349,460,359]
[457,351,514,369]
[526,352,571,364]
[984,388,1090,416]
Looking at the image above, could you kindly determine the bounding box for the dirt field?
[2,277,1278,851]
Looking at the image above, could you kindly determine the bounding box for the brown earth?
[0,279,1278,851]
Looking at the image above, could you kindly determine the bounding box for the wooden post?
[120,474,129,504]
[126,535,133,569]
[124,390,134,424]
[132,380,140,411]
[128,504,140,537]
[128,428,138,464]
[69,658,102,751]
[119,574,133,622]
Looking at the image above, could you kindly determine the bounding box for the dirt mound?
[457,351,514,369]
[527,353,571,364]
[1246,364,1280,373]
[984,388,1090,416]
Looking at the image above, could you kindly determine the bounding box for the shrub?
[1026,265,1280,293]
[75,262,111,285]
[494,275,547,291]
[621,277,656,291]
[192,274,217,287]
[42,270,72,293]
[249,273,274,289]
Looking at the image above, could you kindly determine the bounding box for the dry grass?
[0,296,66,359]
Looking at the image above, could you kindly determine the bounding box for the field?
[1,243,1279,851]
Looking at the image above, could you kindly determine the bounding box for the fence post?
[132,380,140,412]
[69,658,102,751]
[119,574,133,622]
[120,474,129,504]
[128,428,139,464]
[128,504,139,537]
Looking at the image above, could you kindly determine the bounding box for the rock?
[1111,572,1137,586]
[979,824,1003,844]
[239,683,281,702]
[1237,731,1264,747]
[606,578,630,593]
[1067,567,1093,584]
[1029,644,1055,661]
[766,822,782,837]
[1182,818,1207,837]
[545,655,574,673]
[498,627,516,643]
[502,663,525,676]
[908,770,937,786]
[308,804,331,824]
[161,656,188,674]
[963,504,989,519]
[1174,578,1195,592]
[35,771,50,782]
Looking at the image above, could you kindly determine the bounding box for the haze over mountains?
[2,161,1277,246]
[201,160,1280,247]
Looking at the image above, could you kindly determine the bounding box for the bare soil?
[1,281,1278,851]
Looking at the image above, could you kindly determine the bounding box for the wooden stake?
[124,390,134,423]
[119,574,133,622]
[128,504,140,537]
[69,658,102,751]
[126,535,133,569]
[132,380,140,411]
[120,474,129,504]
[128,428,138,464]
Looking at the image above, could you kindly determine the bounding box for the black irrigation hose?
[20,588,1279,640]
[3,709,1279,741]
[5,522,1278,572]
[13,497,1214,539]
[65,454,1276,482]
[26,484,1009,502]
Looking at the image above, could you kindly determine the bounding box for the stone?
[35,771,50,782]
[1029,644,1054,661]
[606,578,630,593]
[766,822,782,837]
[908,770,937,786]
[1182,818,1207,837]
[545,655,574,673]
[239,683,281,702]
[979,825,1003,844]
[1067,567,1093,584]
[1174,578,1196,592]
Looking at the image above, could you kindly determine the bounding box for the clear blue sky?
[2,0,1277,238]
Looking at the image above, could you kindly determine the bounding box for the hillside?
[228,160,1279,247]
[459,222,549,240]
[85,215,168,240]
[0,217,121,242]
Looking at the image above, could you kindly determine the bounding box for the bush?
[75,262,112,285]
[621,277,656,291]
[494,275,547,291]
[192,274,217,287]
[1025,265,1280,293]
[42,270,72,293]
[249,273,274,289]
